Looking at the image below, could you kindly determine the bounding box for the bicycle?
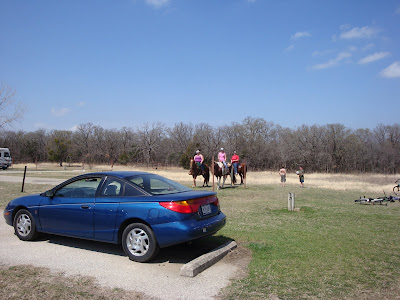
[393,179,400,196]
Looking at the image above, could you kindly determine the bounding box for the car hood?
[7,194,42,208]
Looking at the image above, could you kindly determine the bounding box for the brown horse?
[213,162,232,189]
[231,162,247,185]
[189,158,210,187]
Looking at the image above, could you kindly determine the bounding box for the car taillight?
[159,196,219,214]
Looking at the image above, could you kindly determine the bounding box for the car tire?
[122,223,159,263]
[13,209,38,241]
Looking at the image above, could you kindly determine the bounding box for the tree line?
[1,117,399,173]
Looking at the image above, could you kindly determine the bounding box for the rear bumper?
[152,212,226,248]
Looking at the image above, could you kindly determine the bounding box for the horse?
[231,162,247,185]
[189,158,210,187]
[213,162,232,189]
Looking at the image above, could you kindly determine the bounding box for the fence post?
[212,156,215,192]
[244,159,247,189]
[21,166,27,193]
[288,192,295,211]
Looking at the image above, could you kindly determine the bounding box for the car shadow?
[38,234,126,256]
[37,233,233,264]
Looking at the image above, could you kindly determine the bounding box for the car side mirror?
[44,189,55,198]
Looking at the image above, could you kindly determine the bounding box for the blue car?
[3,171,226,262]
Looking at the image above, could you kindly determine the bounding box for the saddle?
[217,162,229,173]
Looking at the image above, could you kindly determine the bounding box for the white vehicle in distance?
[0,148,12,170]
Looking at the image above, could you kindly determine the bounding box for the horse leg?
[192,176,196,188]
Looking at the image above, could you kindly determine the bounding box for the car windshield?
[126,174,191,195]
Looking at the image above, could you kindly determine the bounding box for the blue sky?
[1,0,399,132]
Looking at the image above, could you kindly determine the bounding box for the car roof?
[84,171,153,179]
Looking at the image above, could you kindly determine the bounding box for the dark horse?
[231,162,247,185]
[213,162,232,189]
[189,158,210,187]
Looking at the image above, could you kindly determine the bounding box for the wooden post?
[21,166,27,192]
[288,192,295,211]
[212,156,215,191]
[231,163,235,185]
[244,159,247,189]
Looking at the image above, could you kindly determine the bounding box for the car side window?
[54,177,102,198]
[130,176,144,189]
[124,183,146,197]
[99,178,123,197]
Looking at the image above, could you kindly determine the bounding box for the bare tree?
[72,123,96,167]
[0,84,24,129]
[137,122,165,166]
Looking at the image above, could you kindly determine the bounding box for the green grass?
[0,182,54,207]
[1,175,400,299]
[216,185,400,299]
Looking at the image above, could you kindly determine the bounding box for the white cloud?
[51,107,70,117]
[380,61,400,78]
[312,49,336,57]
[70,125,79,132]
[358,52,390,64]
[362,43,375,51]
[340,26,381,39]
[78,101,86,107]
[291,31,311,40]
[145,0,169,8]
[348,46,357,52]
[285,44,295,52]
[312,52,352,70]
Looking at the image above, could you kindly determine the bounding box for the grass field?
[1,164,400,299]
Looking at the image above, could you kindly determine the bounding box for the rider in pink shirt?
[218,148,228,170]
[194,150,205,172]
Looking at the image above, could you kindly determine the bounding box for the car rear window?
[127,174,191,195]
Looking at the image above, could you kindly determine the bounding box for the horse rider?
[218,148,229,171]
[231,150,240,175]
[194,150,205,173]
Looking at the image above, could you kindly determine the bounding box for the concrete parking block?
[180,240,237,277]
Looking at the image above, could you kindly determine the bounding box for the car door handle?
[81,205,90,209]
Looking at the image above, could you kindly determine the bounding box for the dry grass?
[0,264,148,300]
[10,163,400,196]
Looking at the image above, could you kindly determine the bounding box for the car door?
[94,177,123,241]
[38,176,102,238]
[94,177,146,242]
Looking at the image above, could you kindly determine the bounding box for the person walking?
[297,166,305,188]
[279,166,286,187]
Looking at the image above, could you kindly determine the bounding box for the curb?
[180,240,237,277]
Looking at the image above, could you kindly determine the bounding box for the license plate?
[201,204,212,216]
